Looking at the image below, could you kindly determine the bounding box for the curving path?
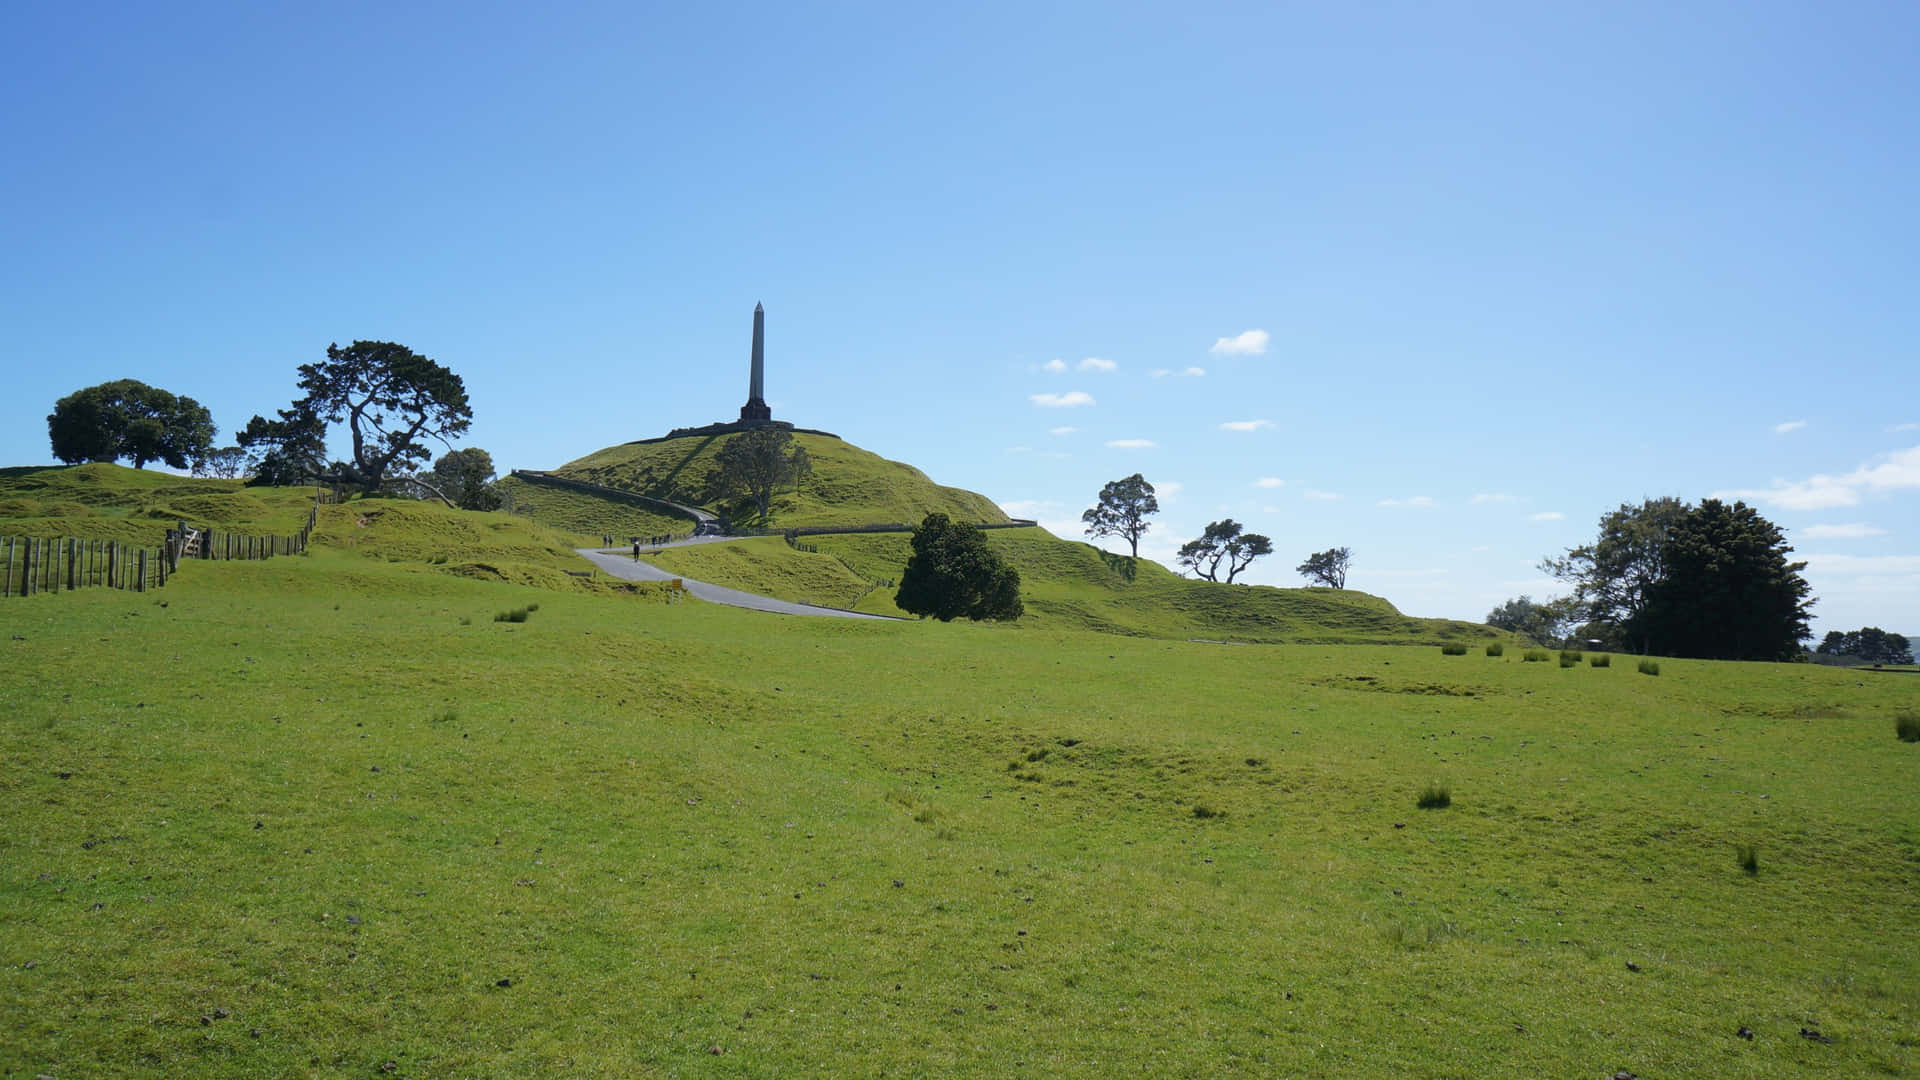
[575,547,901,620]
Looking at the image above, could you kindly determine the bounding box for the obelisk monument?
[739,302,772,425]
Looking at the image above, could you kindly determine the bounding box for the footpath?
[575,547,901,621]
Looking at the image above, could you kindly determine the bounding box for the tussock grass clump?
[1896,713,1920,742]
[1192,804,1223,820]
[494,607,533,623]
[1523,649,1551,663]
[1737,844,1760,875]
[1589,654,1611,668]
[1560,649,1583,663]
[1638,658,1661,676]
[1416,783,1451,810]
[1559,655,1579,668]
[1485,642,1504,657]
[1440,643,1468,655]
[432,708,458,724]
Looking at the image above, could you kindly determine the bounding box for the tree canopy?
[1484,594,1576,647]
[47,379,215,470]
[1546,497,1813,660]
[1296,546,1351,588]
[1816,627,1913,665]
[713,428,812,522]
[239,341,470,491]
[1081,474,1158,559]
[1175,519,1273,583]
[894,513,1023,622]
[427,447,503,511]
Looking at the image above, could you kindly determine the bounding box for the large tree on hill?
[713,428,812,522]
[895,513,1023,622]
[1082,474,1158,559]
[1296,546,1351,588]
[238,341,470,492]
[1541,496,1686,652]
[1176,519,1273,583]
[47,379,215,470]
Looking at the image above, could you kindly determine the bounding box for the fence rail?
[3,501,321,600]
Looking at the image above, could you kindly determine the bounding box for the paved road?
[576,547,901,620]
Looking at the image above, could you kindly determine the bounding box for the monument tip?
[755,301,763,312]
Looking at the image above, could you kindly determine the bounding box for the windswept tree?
[1175,519,1273,583]
[192,446,250,480]
[1540,497,1686,652]
[1082,474,1158,559]
[47,379,215,470]
[713,428,812,522]
[1296,546,1352,588]
[238,341,471,492]
[894,513,1023,622]
[239,402,330,486]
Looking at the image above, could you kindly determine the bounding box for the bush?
[1559,655,1579,668]
[1523,649,1551,663]
[1737,844,1759,875]
[1589,654,1611,668]
[1559,649,1583,663]
[1896,713,1920,743]
[1637,658,1661,676]
[1440,643,1468,655]
[1485,642,1504,657]
[1416,783,1451,810]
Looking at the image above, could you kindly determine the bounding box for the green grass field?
[4,465,1918,1077]
[495,475,691,543]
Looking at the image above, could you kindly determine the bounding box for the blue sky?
[5,2,1917,634]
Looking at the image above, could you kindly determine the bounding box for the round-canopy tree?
[895,513,1023,622]
[47,379,215,470]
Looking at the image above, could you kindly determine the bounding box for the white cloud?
[1041,358,1068,373]
[1305,489,1341,501]
[1471,493,1520,504]
[1529,511,1566,522]
[997,499,1060,519]
[1253,477,1286,489]
[1378,496,1435,508]
[1078,356,1116,373]
[1799,523,1888,540]
[1209,329,1270,356]
[1156,481,1184,498]
[1773,420,1807,435]
[1153,366,1206,378]
[1890,422,1920,433]
[1106,438,1157,449]
[1219,419,1274,432]
[1715,444,1920,511]
[1030,391,1095,408]
[1048,426,1078,436]
[1802,553,1920,575]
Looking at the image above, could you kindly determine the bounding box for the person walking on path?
[632,539,641,561]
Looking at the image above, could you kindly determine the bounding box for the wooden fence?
[3,501,321,599]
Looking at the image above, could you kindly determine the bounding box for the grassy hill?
[0,464,319,545]
[3,544,1916,1077]
[553,432,1010,527]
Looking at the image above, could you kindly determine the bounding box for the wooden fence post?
[136,549,146,592]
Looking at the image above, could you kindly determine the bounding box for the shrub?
[1440,643,1468,655]
[1485,642,1505,657]
[1737,844,1759,875]
[1589,654,1611,668]
[1559,649,1583,663]
[1416,783,1451,810]
[1522,649,1551,663]
[1896,713,1920,743]
[1637,658,1661,676]
[1558,655,1578,668]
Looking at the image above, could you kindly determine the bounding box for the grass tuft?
[1638,658,1661,676]
[1416,783,1452,810]
[1737,844,1759,875]
[1559,655,1579,668]
[1485,642,1504,657]
[494,607,532,623]
[1560,649,1584,663]
[1192,804,1223,820]
[1523,649,1551,663]
[1589,654,1611,668]
[1896,713,1920,742]
[1440,643,1468,655]
[432,708,458,724]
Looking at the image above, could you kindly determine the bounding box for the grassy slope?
[554,432,1010,528]
[0,464,320,544]
[3,557,1917,1078]
[494,475,689,542]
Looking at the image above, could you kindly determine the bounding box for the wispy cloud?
[1773,420,1807,435]
[1219,419,1273,432]
[1378,496,1436,508]
[1529,511,1565,522]
[1078,356,1116,373]
[1713,444,1920,511]
[1305,489,1341,501]
[1030,391,1095,408]
[1106,438,1156,449]
[1048,426,1078,436]
[1040,358,1068,373]
[1150,366,1207,378]
[1209,329,1269,356]
[1802,553,1920,575]
[1890,422,1920,433]
[1156,481,1184,498]
[1799,522,1888,540]
[1471,493,1520,505]
[1252,477,1285,489]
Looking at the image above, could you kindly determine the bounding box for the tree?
[894,513,1023,622]
[238,403,330,486]
[47,379,215,470]
[1636,499,1813,661]
[1082,474,1158,559]
[1484,595,1576,647]
[1296,546,1352,588]
[426,447,503,511]
[238,341,471,492]
[1815,627,1912,664]
[192,446,250,480]
[1541,497,1687,653]
[1175,519,1273,583]
[713,428,812,522]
